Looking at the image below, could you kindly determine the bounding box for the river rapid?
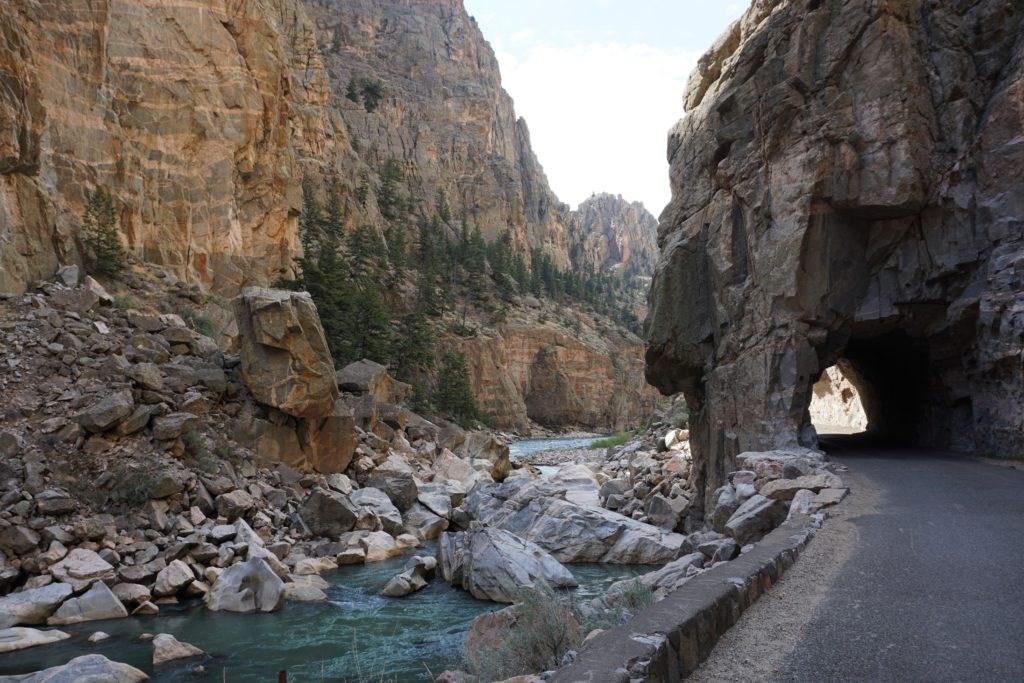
[1,437,647,682]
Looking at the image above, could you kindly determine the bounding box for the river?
[1,437,639,682]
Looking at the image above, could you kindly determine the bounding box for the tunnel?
[808,329,973,450]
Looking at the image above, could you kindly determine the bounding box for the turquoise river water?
[0,437,644,682]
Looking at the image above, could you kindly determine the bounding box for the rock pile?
[0,275,515,632]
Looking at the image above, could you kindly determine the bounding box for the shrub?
[111,294,138,310]
[108,465,157,506]
[588,431,635,450]
[181,306,214,337]
[466,581,580,680]
[81,188,126,276]
[578,579,654,634]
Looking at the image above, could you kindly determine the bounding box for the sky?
[463,1,748,216]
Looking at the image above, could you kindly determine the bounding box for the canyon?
[0,0,659,432]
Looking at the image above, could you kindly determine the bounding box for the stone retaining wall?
[551,515,819,682]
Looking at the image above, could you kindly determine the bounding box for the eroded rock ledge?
[646,0,1024,509]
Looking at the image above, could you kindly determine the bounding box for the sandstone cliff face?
[569,194,659,277]
[457,312,660,432]
[646,0,1024,508]
[0,0,331,294]
[0,0,659,432]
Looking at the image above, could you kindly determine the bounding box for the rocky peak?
[568,193,658,276]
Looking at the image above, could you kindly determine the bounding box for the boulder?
[350,487,403,535]
[152,559,194,597]
[724,495,788,546]
[644,494,689,531]
[204,558,284,613]
[460,478,690,564]
[708,485,740,534]
[437,525,577,603]
[216,490,255,521]
[234,288,338,420]
[416,484,452,518]
[760,473,845,501]
[283,581,329,603]
[112,583,151,606]
[0,627,70,653]
[380,555,436,598]
[297,400,357,473]
[47,581,128,625]
[152,633,204,665]
[403,503,447,540]
[364,458,418,511]
[336,359,411,404]
[606,552,705,602]
[49,548,116,591]
[359,531,400,563]
[300,487,358,537]
[548,464,601,508]
[151,412,199,441]
[6,655,147,682]
[74,389,134,433]
[0,525,40,555]
[0,583,74,628]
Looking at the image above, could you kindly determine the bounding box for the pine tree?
[298,180,322,255]
[325,186,343,236]
[345,78,360,102]
[355,172,370,208]
[435,351,478,424]
[82,188,126,276]
[393,309,435,382]
[350,281,392,364]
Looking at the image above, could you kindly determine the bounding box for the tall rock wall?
[0,0,330,294]
[646,0,1024,509]
[458,320,659,432]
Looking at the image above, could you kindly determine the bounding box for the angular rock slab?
[234,288,338,420]
[152,633,204,665]
[0,582,73,628]
[4,654,148,682]
[0,627,70,653]
[438,525,577,603]
[204,558,284,613]
[47,581,128,626]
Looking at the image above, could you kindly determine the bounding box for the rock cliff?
[646,0,1024,509]
[457,314,658,432]
[0,0,327,294]
[569,193,659,277]
[0,0,659,432]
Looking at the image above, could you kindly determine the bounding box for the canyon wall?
[458,317,659,432]
[646,0,1024,508]
[0,0,659,432]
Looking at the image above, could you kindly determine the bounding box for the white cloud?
[497,41,700,216]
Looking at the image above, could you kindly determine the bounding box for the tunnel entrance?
[809,361,867,435]
[810,330,967,447]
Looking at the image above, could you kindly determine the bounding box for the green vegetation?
[288,163,648,424]
[107,464,157,507]
[346,76,386,112]
[435,351,479,427]
[466,580,655,680]
[111,294,139,310]
[81,188,126,276]
[588,430,637,449]
[181,307,214,337]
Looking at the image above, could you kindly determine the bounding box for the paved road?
[773,436,1024,682]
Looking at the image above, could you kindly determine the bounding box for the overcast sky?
[463,1,747,217]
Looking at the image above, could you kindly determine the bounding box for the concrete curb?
[551,514,819,682]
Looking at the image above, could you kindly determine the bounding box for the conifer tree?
[82,188,126,276]
[435,351,478,424]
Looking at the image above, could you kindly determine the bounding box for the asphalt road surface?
[692,434,1024,682]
